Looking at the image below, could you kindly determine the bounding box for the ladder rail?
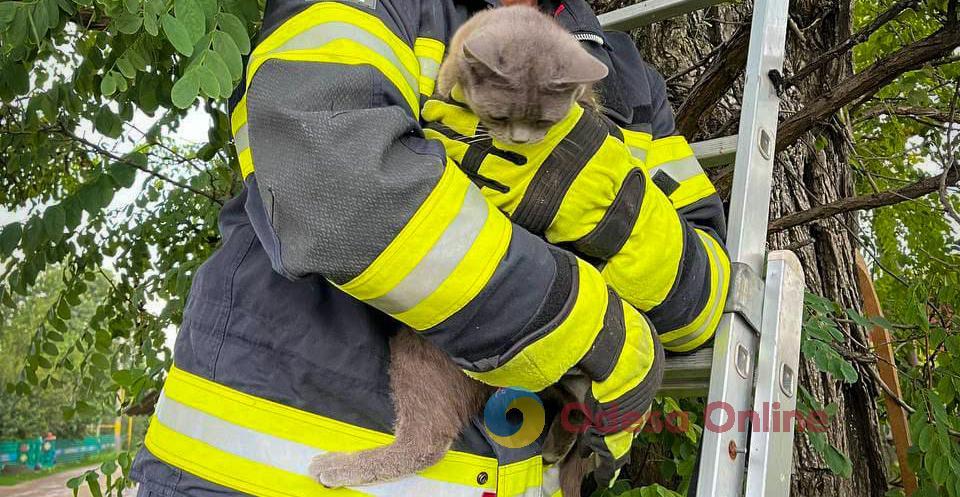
[696,0,790,495]
[598,0,733,31]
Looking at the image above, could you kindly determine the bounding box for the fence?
[0,435,115,470]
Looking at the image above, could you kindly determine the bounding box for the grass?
[0,452,115,486]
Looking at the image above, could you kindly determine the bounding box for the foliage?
[0,267,116,438]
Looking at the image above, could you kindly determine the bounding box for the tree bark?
[588,1,891,496]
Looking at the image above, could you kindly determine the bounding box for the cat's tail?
[309,438,451,488]
[311,331,491,488]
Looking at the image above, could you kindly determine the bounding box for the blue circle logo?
[483,387,545,449]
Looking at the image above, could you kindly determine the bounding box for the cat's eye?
[488,115,509,123]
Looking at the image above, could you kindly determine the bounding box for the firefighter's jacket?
[131,0,730,495]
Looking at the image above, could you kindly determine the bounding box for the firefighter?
[131,0,728,495]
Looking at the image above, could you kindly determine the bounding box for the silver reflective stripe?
[648,155,703,183]
[367,186,488,315]
[154,394,485,497]
[662,234,727,348]
[263,22,419,98]
[418,56,440,81]
[627,145,647,162]
[541,465,561,497]
[234,124,249,154]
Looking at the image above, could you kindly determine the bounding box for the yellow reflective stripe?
[238,147,255,179]
[466,258,608,391]
[247,2,420,116]
[366,186,488,315]
[659,230,730,352]
[590,302,655,402]
[394,199,510,329]
[497,456,543,497]
[600,167,683,310]
[647,136,716,208]
[338,163,467,301]
[146,366,498,496]
[620,128,652,165]
[231,95,247,134]
[414,37,445,97]
[232,96,253,177]
[338,163,512,330]
[545,135,639,244]
[603,430,633,460]
[422,99,482,137]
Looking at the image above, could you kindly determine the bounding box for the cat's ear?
[553,49,608,86]
[462,33,507,80]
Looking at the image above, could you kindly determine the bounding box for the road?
[0,465,137,497]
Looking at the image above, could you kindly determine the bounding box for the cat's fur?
[437,5,607,145]
[310,6,609,496]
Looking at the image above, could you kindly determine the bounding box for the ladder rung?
[598,0,732,31]
[691,134,738,168]
[659,347,713,397]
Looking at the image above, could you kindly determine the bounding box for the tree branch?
[857,104,956,123]
[59,129,223,205]
[675,24,751,138]
[786,0,921,86]
[777,26,960,152]
[768,167,960,233]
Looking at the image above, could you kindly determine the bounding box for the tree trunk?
[588,1,891,495]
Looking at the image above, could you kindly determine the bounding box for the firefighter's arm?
[238,1,662,407]
[423,97,730,353]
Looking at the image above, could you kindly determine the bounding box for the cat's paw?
[310,453,367,488]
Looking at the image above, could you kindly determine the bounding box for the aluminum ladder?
[598,1,805,496]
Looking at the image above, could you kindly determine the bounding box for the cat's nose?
[510,128,532,143]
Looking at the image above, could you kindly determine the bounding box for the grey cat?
[309,6,608,496]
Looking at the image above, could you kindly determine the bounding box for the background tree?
[0,0,957,496]
[0,267,115,439]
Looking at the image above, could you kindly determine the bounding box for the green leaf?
[174,0,206,41]
[117,57,136,79]
[42,205,65,241]
[196,65,220,98]
[0,2,17,26]
[124,0,140,13]
[212,30,242,80]
[21,218,45,254]
[66,474,84,489]
[171,69,201,109]
[42,342,58,356]
[822,444,853,477]
[143,11,159,36]
[97,176,116,207]
[91,353,110,370]
[42,0,59,29]
[109,162,137,188]
[203,50,234,98]
[79,184,101,214]
[115,12,142,34]
[162,14,194,56]
[0,222,22,256]
[94,106,123,138]
[4,62,30,98]
[217,13,250,54]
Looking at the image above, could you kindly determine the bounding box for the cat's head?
[456,8,608,146]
